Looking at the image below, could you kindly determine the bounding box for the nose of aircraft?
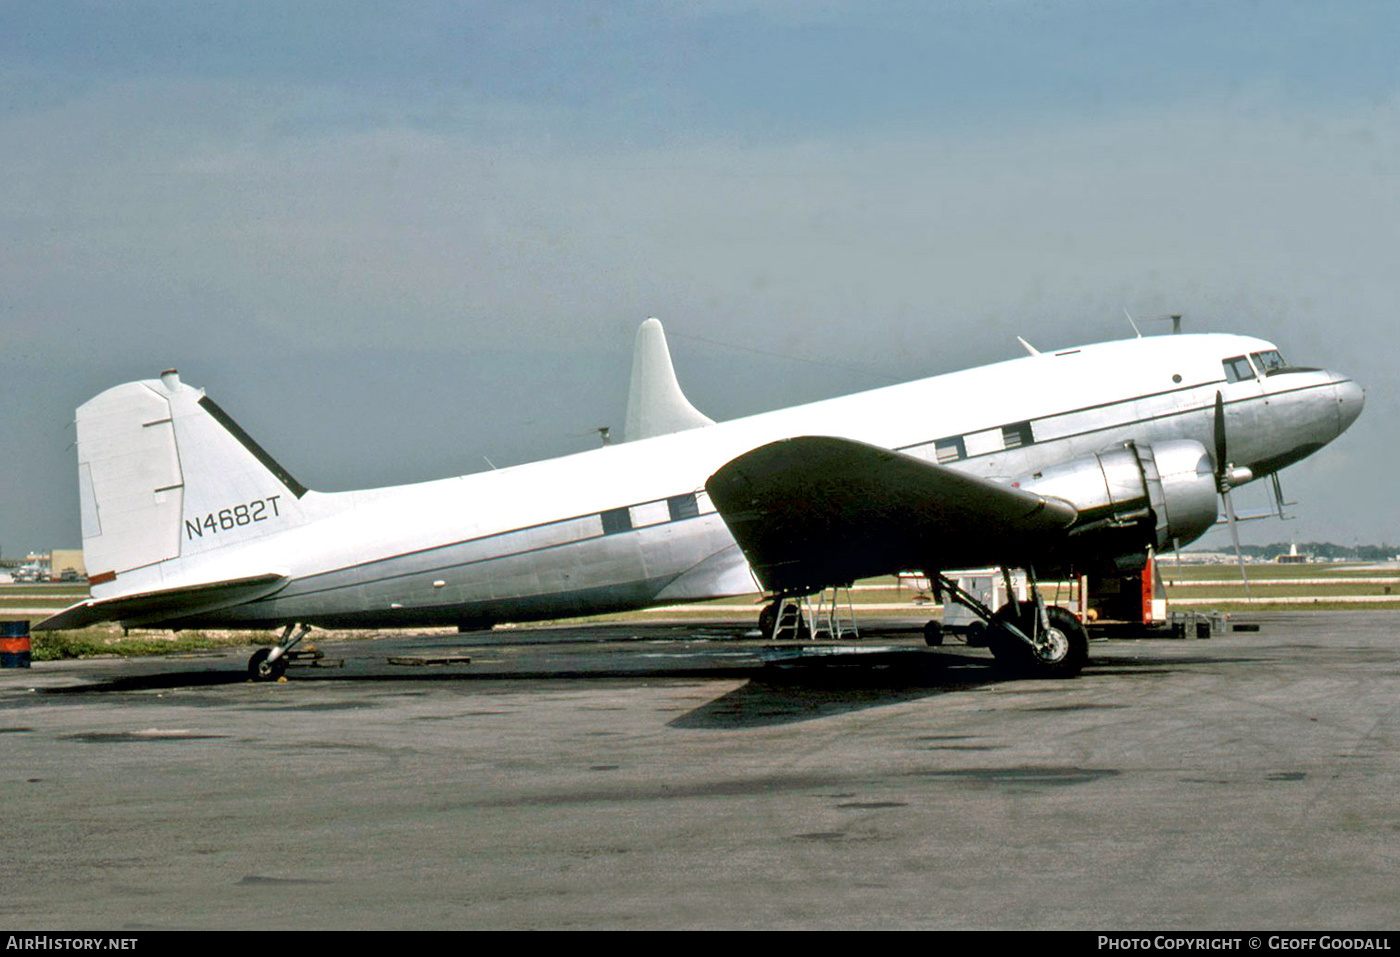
[1334,375,1365,435]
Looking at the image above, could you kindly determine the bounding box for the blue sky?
[2,1,1397,555]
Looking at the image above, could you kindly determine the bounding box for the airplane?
[37,318,1363,681]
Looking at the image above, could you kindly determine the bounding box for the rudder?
[76,370,312,586]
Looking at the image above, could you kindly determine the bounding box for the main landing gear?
[930,568,1088,678]
[248,623,311,681]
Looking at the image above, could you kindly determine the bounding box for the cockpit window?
[1222,355,1256,383]
[1250,350,1288,374]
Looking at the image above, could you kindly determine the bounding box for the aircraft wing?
[705,436,1077,595]
[35,572,290,631]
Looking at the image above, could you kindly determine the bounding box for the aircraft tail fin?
[75,371,316,589]
[623,318,715,442]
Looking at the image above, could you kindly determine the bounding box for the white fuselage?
[102,333,1362,628]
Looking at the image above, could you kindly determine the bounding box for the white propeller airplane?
[38,319,1363,680]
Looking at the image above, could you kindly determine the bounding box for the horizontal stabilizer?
[705,436,1077,595]
[35,572,289,631]
[624,318,714,442]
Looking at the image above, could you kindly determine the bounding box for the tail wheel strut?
[249,623,311,681]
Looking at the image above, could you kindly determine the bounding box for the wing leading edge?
[704,436,1077,595]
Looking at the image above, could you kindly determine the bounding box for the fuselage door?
[1217,354,1267,470]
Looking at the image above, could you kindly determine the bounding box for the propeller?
[1214,391,1252,599]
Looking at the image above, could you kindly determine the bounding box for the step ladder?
[768,587,859,640]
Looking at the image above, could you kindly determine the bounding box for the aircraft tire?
[988,604,1087,678]
[248,647,287,682]
[923,620,943,646]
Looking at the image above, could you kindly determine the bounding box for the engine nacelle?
[1015,440,1219,554]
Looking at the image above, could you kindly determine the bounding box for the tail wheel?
[248,647,287,682]
[988,604,1088,678]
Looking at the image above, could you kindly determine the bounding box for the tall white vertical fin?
[74,371,318,588]
[75,382,185,577]
[623,318,715,442]
[164,377,312,559]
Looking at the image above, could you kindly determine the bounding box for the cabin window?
[1222,355,1256,383]
[667,493,700,521]
[1251,350,1287,374]
[934,436,965,464]
[600,508,632,535]
[1002,421,1034,449]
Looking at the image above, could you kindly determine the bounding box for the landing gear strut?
[249,623,311,681]
[930,568,1087,678]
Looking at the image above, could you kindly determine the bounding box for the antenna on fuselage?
[1016,336,1041,356]
[1123,309,1143,338]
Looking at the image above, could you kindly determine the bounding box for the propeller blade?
[1213,390,1228,489]
[1221,489,1252,600]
